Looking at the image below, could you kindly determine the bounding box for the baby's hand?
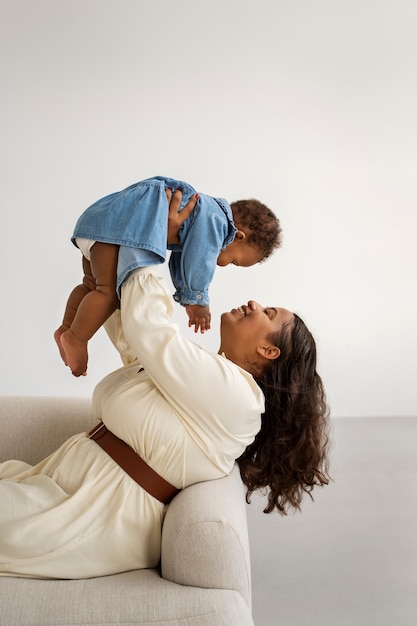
[185,304,211,334]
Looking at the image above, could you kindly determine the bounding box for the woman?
[0,194,330,579]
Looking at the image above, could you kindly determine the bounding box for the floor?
[246,417,417,626]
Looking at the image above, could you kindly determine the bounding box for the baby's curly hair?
[230,199,282,261]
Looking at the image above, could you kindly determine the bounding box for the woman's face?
[219,300,294,372]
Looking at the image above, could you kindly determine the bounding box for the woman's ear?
[235,230,246,241]
[256,345,281,361]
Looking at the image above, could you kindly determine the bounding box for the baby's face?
[217,239,263,267]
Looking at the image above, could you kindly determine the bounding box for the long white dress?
[0,267,263,579]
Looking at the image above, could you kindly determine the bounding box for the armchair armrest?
[161,464,252,610]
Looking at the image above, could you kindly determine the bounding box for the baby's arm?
[169,198,227,333]
[185,304,211,334]
[166,189,211,333]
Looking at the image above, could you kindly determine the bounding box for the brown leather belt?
[88,422,180,504]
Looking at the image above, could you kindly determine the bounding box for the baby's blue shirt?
[72,176,237,306]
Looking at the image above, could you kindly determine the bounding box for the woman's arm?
[120,267,263,445]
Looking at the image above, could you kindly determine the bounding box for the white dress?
[0,267,263,579]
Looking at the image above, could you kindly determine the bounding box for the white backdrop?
[1,0,416,418]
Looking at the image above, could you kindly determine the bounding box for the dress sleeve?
[119,267,263,445]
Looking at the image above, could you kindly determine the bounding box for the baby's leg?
[60,243,119,376]
[54,255,95,365]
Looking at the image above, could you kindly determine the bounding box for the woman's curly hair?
[230,199,282,261]
[237,314,331,514]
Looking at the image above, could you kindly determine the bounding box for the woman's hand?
[166,188,198,244]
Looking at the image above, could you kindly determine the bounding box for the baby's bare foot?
[60,330,88,377]
[54,326,69,365]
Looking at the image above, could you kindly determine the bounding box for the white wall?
[1,0,416,417]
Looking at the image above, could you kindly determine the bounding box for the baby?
[55,176,282,376]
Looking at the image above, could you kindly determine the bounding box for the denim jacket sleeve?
[168,196,236,306]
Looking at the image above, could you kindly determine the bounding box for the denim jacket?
[72,176,237,306]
